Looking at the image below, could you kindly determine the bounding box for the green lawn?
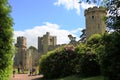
[57,75,104,80]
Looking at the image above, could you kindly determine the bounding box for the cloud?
[14,22,80,48]
[71,27,83,34]
[80,2,96,9]
[54,0,96,15]
[54,0,80,15]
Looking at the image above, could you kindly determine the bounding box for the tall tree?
[99,0,120,80]
[0,0,14,79]
[105,0,120,31]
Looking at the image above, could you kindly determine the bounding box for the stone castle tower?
[84,6,107,39]
[38,32,57,54]
[14,36,28,69]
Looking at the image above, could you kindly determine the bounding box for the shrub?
[100,32,120,80]
[39,45,81,79]
[76,40,101,77]
[80,53,100,77]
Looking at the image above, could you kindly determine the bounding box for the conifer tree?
[0,0,14,79]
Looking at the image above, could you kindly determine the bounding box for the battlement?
[16,36,27,48]
[84,6,107,16]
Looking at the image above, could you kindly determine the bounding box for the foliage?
[105,0,120,31]
[100,32,120,80]
[28,46,37,50]
[101,0,120,80]
[57,75,104,80]
[76,37,101,77]
[86,34,104,58]
[75,43,87,54]
[39,45,81,79]
[0,0,14,79]
[79,0,105,7]
[87,34,102,47]
[79,53,100,77]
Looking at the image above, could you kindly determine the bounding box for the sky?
[8,0,97,48]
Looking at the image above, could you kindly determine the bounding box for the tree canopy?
[0,0,14,79]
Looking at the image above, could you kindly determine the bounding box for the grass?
[57,75,104,80]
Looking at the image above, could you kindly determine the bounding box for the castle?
[14,6,107,69]
[14,32,60,69]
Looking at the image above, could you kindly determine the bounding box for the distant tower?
[14,36,27,69]
[38,32,57,54]
[84,6,107,39]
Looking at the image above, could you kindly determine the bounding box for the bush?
[80,53,100,77]
[39,45,81,79]
[76,41,101,77]
[100,32,120,80]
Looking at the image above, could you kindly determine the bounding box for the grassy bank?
[57,75,104,80]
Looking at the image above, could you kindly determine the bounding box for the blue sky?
[8,0,96,48]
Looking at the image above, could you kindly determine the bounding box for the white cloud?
[80,2,96,9]
[71,27,83,34]
[54,0,80,15]
[14,22,80,48]
[54,0,96,15]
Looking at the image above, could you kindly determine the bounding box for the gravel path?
[10,74,43,80]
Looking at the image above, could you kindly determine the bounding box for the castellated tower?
[14,36,28,69]
[38,32,57,54]
[84,6,107,39]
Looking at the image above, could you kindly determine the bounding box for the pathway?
[10,74,43,80]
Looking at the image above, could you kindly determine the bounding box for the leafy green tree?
[96,0,120,80]
[29,46,37,50]
[79,29,86,42]
[79,53,100,77]
[100,32,120,80]
[76,34,102,77]
[79,0,104,6]
[0,0,14,79]
[87,34,103,55]
[105,0,120,31]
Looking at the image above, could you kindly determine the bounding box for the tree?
[98,0,120,80]
[79,29,86,42]
[29,46,37,50]
[79,0,103,6]
[105,0,120,31]
[99,32,120,80]
[68,34,77,46]
[0,0,14,79]
[76,35,102,77]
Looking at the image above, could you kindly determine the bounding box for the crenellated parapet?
[84,6,107,16]
[16,36,27,48]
